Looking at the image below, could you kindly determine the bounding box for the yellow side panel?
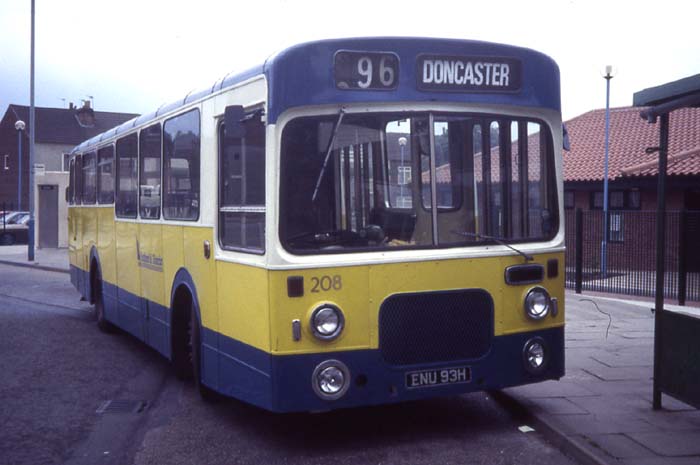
[216,261,269,352]
[115,221,140,296]
[161,224,184,310]
[138,223,165,307]
[67,207,77,268]
[183,227,217,332]
[268,266,370,354]
[74,207,85,270]
[81,208,98,271]
[96,208,116,283]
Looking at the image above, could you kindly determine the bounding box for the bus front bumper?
[263,326,564,413]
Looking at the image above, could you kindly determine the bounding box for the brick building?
[563,106,700,284]
[0,102,137,247]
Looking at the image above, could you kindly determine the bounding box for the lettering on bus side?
[416,54,521,92]
[136,239,164,272]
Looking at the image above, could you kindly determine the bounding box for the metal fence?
[565,209,700,303]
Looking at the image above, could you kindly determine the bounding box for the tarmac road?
[0,264,577,465]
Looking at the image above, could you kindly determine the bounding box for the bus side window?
[115,134,138,218]
[74,154,83,205]
[97,145,115,205]
[163,109,200,221]
[139,123,162,219]
[218,112,265,253]
[82,151,97,205]
[68,158,75,205]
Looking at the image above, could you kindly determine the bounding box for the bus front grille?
[379,289,494,366]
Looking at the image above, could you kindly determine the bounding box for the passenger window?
[116,134,138,218]
[68,158,75,205]
[218,111,265,252]
[97,146,115,204]
[163,109,200,220]
[139,124,162,219]
[82,151,97,204]
[74,155,83,204]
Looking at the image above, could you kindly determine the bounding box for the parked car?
[0,212,29,245]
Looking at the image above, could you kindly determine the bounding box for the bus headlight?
[523,338,548,374]
[312,360,350,400]
[310,304,344,340]
[524,287,550,320]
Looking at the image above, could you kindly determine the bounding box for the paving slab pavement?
[0,245,69,273]
[2,246,699,464]
[499,293,700,465]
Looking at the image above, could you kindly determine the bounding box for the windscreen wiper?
[312,108,346,202]
[452,231,533,262]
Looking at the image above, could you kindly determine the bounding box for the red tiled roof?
[563,106,700,181]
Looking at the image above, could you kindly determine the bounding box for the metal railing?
[565,209,700,303]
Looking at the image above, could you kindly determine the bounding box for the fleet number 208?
[310,275,342,292]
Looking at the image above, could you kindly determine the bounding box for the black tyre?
[94,273,116,333]
[189,309,221,402]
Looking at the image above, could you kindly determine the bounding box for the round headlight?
[524,287,550,320]
[523,338,548,373]
[312,360,350,400]
[310,304,344,340]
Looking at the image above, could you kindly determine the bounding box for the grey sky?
[1,0,698,121]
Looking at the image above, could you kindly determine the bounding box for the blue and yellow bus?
[67,37,565,412]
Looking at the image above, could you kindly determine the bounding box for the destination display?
[417,54,521,92]
[334,51,399,90]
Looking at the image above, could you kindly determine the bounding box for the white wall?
[35,143,73,171]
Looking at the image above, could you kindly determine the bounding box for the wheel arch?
[169,267,201,373]
[88,246,101,304]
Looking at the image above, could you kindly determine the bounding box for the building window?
[610,191,624,209]
[609,212,624,242]
[3,154,9,171]
[591,190,640,210]
[628,190,641,209]
[564,191,575,209]
[397,165,411,185]
[62,153,71,172]
[591,191,604,209]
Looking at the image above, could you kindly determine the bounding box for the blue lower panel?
[209,325,564,413]
[72,265,170,357]
[71,265,564,413]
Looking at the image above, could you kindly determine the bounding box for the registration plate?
[405,366,471,389]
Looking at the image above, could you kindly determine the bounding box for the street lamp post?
[28,0,35,261]
[398,136,407,205]
[601,65,614,278]
[14,120,25,211]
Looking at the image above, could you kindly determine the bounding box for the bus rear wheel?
[189,309,221,402]
[94,273,115,333]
